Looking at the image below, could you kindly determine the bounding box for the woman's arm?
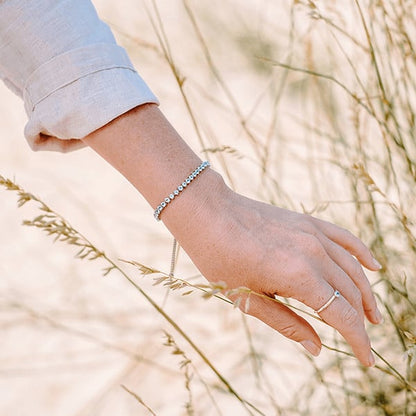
[82,103,383,367]
[0,0,382,367]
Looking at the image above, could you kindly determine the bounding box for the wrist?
[81,104,232,239]
[153,160,211,221]
[161,167,232,242]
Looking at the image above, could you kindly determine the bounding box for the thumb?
[243,295,322,357]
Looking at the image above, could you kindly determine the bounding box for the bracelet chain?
[154,161,210,221]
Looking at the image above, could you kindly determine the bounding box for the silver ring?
[315,289,340,314]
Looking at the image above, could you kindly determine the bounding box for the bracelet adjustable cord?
[154,161,210,221]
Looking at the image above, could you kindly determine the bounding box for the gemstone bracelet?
[154,161,210,221]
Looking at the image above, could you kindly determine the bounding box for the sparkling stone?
[174,190,179,195]
[169,193,174,199]
[165,197,170,203]
[178,185,183,191]
[182,182,187,187]
[186,178,191,184]
[161,202,167,207]
[189,174,194,180]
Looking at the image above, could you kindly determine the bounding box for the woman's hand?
[82,105,382,367]
[167,173,383,367]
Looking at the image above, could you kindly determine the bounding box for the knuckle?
[351,286,363,307]
[302,234,326,258]
[341,307,360,327]
[349,263,373,296]
[353,261,367,281]
[364,304,375,315]
[282,248,313,277]
[345,229,367,251]
[278,322,299,340]
[300,217,319,235]
[290,257,314,278]
[338,225,355,241]
[283,263,320,299]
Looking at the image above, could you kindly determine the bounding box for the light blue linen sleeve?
[0,0,159,152]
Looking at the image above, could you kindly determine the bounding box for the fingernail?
[372,257,382,270]
[375,308,384,324]
[368,351,376,367]
[300,340,321,357]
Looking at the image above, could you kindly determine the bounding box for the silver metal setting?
[154,161,210,221]
[315,289,340,314]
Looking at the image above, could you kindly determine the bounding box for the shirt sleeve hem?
[23,43,146,111]
[22,43,159,152]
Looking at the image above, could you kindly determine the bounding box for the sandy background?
[0,1,368,415]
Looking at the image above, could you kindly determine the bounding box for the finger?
[318,234,382,324]
[311,217,382,271]
[243,295,322,357]
[310,284,375,367]
[288,232,365,322]
[320,256,365,322]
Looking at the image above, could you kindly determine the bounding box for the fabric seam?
[26,65,138,111]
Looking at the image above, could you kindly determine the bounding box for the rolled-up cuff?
[23,43,159,152]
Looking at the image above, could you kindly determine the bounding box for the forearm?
[81,103,228,240]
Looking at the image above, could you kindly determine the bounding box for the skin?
[82,103,383,367]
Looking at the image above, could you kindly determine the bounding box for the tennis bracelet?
[154,161,210,221]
